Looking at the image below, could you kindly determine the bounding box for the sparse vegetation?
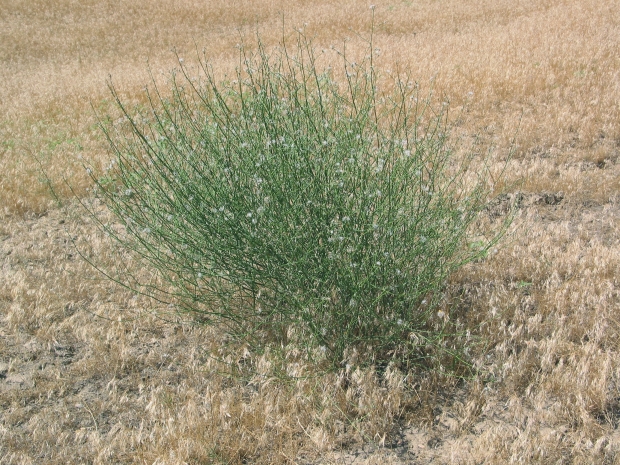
[1,0,620,464]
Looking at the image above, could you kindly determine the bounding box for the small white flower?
[246,212,253,218]
[342,216,350,222]
[124,188,133,196]
[437,310,446,319]
[397,319,403,326]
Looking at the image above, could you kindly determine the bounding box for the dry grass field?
[1,0,620,463]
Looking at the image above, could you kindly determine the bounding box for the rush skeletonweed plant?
[92,30,509,368]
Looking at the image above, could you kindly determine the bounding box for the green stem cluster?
[93,30,509,366]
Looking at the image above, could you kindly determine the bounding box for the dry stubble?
[1,0,620,463]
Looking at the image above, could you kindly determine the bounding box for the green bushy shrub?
[94,31,508,366]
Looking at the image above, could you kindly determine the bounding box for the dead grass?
[1,0,620,463]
